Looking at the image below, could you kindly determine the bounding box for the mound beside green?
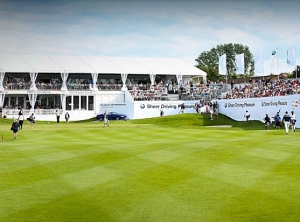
[131,113,263,129]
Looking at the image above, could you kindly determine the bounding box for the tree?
[195,43,255,81]
[291,65,300,78]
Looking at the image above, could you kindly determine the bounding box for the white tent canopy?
[0,55,206,78]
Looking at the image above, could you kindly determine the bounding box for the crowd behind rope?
[224,78,300,99]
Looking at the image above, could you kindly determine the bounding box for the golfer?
[291,111,296,132]
[103,111,109,127]
[282,111,291,134]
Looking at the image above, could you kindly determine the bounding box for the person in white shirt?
[291,111,296,132]
[18,115,24,130]
[282,111,291,134]
[244,110,250,124]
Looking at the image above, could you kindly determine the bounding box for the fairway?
[1,115,300,222]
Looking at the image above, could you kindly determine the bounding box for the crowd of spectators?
[129,81,169,101]
[224,77,300,99]
[128,79,223,101]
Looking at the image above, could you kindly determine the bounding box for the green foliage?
[290,65,300,78]
[195,43,255,80]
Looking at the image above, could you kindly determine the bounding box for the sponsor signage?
[215,95,300,127]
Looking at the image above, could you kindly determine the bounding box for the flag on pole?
[218,54,227,75]
[254,52,264,76]
[270,49,278,73]
[287,45,296,67]
[235,53,244,74]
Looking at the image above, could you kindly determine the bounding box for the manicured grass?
[0,114,300,221]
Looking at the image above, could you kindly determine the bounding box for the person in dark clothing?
[18,109,23,116]
[55,109,60,123]
[65,112,70,123]
[11,118,19,139]
[180,103,185,114]
[273,112,281,129]
[27,113,35,128]
[282,111,291,134]
[263,114,271,130]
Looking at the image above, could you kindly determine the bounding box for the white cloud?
[0,0,300,77]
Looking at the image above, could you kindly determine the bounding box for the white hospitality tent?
[0,55,206,76]
[0,55,207,92]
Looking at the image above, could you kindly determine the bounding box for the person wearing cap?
[244,110,250,123]
[263,114,271,130]
[291,111,296,132]
[282,111,291,134]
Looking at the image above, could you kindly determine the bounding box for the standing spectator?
[173,82,177,93]
[282,111,291,134]
[11,118,19,139]
[18,114,24,130]
[55,109,60,123]
[244,110,250,123]
[178,85,184,99]
[168,79,173,91]
[180,103,185,114]
[213,101,219,118]
[160,108,164,117]
[263,114,271,130]
[103,111,109,127]
[65,112,70,123]
[231,80,234,89]
[27,113,35,128]
[18,108,23,116]
[291,111,296,132]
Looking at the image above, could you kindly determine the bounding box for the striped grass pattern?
[1,115,300,221]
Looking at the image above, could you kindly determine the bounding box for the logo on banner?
[140,104,145,109]
[261,101,288,107]
[224,103,228,108]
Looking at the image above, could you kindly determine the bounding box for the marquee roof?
[0,55,206,77]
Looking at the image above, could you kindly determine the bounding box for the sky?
[0,0,299,76]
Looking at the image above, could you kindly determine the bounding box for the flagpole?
[262,52,264,80]
[277,48,279,81]
[295,45,298,79]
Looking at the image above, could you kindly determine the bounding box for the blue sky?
[0,0,299,76]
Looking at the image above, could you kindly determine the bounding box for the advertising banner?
[133,100,198,119]
[100,103,134,119]
[215,95,300,127]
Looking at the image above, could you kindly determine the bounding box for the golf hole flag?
[235,53,244,74]
[287,45,296,67]
[218,54,227,75]
[270,49,278,73]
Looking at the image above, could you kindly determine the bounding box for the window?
[88,96,94,110]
